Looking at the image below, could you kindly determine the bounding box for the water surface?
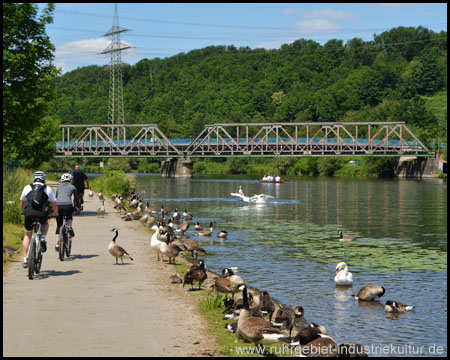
[135,174,447,357]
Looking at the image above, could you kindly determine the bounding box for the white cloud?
[303,9,358,19]
[54,38,145,73]
[55,38,111,59]
[293,19,340,34]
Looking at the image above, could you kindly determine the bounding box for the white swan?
[334,262,353,285]
[230,186,274,204]
[150,224,165,262]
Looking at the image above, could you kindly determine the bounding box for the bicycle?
[27,219,45,280]
[58,215,73,261]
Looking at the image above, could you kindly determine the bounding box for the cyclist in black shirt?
[71,165,90,212]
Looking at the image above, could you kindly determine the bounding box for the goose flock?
[97,190,415,357]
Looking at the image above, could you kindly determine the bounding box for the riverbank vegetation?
[3,168,33,265]
[89,170,136,197]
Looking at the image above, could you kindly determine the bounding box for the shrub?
[90,170,136,196]
[3,168,33,225]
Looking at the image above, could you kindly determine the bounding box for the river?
[132,173,447,357]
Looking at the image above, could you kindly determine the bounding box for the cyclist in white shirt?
[20,171,57,268]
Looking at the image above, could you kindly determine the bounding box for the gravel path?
[3,187,217,357]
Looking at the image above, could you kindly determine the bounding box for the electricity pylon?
[101,3,132,138]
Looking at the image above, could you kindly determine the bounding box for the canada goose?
[194,222,203,232]
[212,276,235,296]
[217,230,228,238]
[160,233,183,264]
[114,196,125,213]
[175,220,190,235]
[108,228,133,265]
[159,219,174,235]
[284,323,339,357]
[130,203,142,220]
[121,213,133,221]
[160,204,169,216]
[258,290,276,322]
[3,245,19,261]
[338,230,357,242]
[285,322,328,347]
[335,262,353,285]
[172,207,181,221]
[183,208,193,220]
[272,305,305,337]
[221,268,244,299]
[130,197,141,209]
[97,200,105,218]
[385,300,415,313]
[170,274,183,284]
[183,239,207,259]
[236,286,286,345]
[353,284,385,301]
[338,343,368,357]
[97,189,104,201]
[144,202,156,214]
[196,221,214,236]
[298,333,338,357]
[222,290,261,320]
[88,190,94,199]
[150,224,165,262]
[139,213,149,225]
[183,260,207,290]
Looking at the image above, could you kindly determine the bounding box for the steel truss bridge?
[55,122,433,158]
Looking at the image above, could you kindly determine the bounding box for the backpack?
[27,183,49,211]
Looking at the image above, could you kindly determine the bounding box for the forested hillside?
[47,26,447,147]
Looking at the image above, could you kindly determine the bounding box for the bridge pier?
[161,158,193,178]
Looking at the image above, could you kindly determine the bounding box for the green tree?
[3,3,60,167]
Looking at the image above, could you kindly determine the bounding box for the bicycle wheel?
[28,236,36,280]
[66,237,72,257]
[59,227,66,261]
[35,243,42,274]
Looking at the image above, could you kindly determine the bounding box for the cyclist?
[20,171,58,268]
[72,164,90,212]
[55,173,78,252]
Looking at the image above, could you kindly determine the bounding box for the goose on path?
[183,260,207,290]
[108,228,133,265]
[97,200,105,218]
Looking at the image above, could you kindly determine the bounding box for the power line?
[55,8,446,34]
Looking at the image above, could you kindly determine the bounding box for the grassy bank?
[3,168,34,268]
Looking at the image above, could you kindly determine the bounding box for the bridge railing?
[56,122,432,157]
[183,122,431,157]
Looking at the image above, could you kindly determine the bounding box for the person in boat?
[262,174,268,181]
[268,175,274,182]
[275,175,281,182]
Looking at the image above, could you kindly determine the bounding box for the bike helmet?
[33,171,46,182]
[61,173,72,182]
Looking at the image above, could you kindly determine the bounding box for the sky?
[36,3,447,74]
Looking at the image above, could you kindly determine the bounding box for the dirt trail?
[3,186,217,357]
